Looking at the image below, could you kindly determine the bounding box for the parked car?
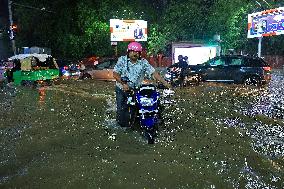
[56,60,82,79]
[189,55,272,85]
[86,58,117,81]
[61,63,81,78]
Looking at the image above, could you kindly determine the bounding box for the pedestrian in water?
[184,56,189,64]
[79,61,86,79]
[169,55,188,87]
[179,55,189,86]
[113,42,171,127]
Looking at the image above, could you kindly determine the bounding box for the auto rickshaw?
[7,54,59,86]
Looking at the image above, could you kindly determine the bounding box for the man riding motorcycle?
[113,42,171,127]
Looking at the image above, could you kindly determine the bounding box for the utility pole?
[258,36,262,58]
[8,0,16,55]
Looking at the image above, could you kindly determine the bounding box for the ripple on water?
[250,123,284,159]
[243,72,284,119]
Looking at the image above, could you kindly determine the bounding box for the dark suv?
[190,55,271,85]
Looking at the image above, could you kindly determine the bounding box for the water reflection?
[38,86,47,105]
[239,71,284,160]
[250,123,284,159]
[240,159,278,189]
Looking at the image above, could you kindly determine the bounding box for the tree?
[203,0,252,53]
[11,0,284,59]
[147,24,169,56]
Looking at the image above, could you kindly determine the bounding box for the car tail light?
[263,66,271,72]
[63,66,68,70]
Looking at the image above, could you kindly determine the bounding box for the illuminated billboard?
[248,7,284,38]
[174,46,217,65]
[110,19,147,42]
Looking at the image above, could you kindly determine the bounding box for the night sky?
[0,0,8,17]
[0,0,10,60]
[0,0,7,31]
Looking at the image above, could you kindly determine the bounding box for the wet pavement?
[0,72,283,188]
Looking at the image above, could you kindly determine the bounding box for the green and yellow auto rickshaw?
[7,54,59,86]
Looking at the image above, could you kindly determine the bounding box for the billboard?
[174,46,217,65]
[248,7,284,38]
[110,19,147,42]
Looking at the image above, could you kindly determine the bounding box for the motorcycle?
[164,66,200,87]
[121,77,168,144]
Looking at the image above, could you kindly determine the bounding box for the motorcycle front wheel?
[144,128,157,144]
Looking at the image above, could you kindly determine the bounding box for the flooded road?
[0,72,283,188]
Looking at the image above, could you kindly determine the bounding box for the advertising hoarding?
[174,46,217,65]
[248,7,284,38]
[110,19,147,42]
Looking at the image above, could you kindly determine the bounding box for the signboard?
[110,19,147,41]
[174,46,217,65]
[248,7,284,38]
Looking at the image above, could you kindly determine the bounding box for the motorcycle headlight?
[139,97,155,106]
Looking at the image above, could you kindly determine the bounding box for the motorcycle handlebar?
[121,76,171,91]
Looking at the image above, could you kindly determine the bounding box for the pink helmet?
[127,42,142,52]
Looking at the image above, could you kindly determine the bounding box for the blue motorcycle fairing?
[134,84,160,128]
[141,117,156,128]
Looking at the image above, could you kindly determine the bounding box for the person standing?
[79,62,86,79]
[179,56,189,86]
[184,56,189,64]
[113,42,171,127]
[168,55,188,87]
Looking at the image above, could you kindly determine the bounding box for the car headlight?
[63,71,70,76]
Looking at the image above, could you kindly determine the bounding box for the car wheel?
[172,79,181,87]
[244,76,261,86]
[46,80,53,86]
[20,80,26,86]
[194,77,200,86]
[21,80,32,86]
[192,75,200,86]
[82,73,92,79]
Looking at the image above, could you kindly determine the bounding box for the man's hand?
[153,71,172,89]
[122,83,130,91]
[113,72,130,91]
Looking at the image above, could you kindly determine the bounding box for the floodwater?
[0,72,283,189]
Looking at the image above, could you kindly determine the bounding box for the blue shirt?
[114,55,155,89]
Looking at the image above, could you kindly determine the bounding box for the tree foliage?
[205,0,252,53]
[147,24,169,56]
[11,0,284,59]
